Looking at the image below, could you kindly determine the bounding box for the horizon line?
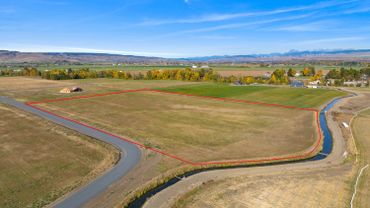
[2,48,370,59]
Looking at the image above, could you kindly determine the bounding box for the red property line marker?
[27,88,151,105]
[149,89,317,112]
[26,88,322,166]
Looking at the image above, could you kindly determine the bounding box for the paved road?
[143,94,353,208]
[0,96,141,208]
[0,92,354,208]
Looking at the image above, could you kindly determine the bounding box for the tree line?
[0,67,40,77]
[1,66,369,86]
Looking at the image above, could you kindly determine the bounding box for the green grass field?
[161,84,347,108]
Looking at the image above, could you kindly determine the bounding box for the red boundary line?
[25,89,322,166]
[26,89,151,105]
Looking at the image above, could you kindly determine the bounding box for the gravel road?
[143,94,352,208]
[0,96,141,208]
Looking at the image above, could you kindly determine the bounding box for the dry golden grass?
[0,104,118,208]
[0,77,199,102]
[173,167,353,208]
[37,91,316,163]
[352,109,370,208]
[0,77,71,91]
[0,77,332,208]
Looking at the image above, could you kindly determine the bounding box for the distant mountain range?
[1,49,370,64]
[181,49,370,62]
[0,50,168,64]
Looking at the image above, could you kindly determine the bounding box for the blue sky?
[1,0,370,57]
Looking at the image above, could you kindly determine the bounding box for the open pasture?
[0,77,349,207]
[33,89,317,164]
[0,77,72,92]
[0,77,199,102]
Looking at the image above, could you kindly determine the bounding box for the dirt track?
[143,92,358,208]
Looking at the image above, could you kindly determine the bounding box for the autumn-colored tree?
[190,72,200,81]
[302,67,311,76]
[269,69,288,84]
[161,70,170,80]
[184,70,192,80]
[242,76,255,84]
[287,68,296,77]
[310,69,324,81]
[175,70,184,80]
[112,70,119,79]
[302,66,315,76]
[247,76,255,84]
[270,74,277,84]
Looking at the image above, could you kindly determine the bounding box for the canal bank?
[129,94,351,208]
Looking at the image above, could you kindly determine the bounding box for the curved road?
[142,94,353,208]
[0,96,141,208]
[0,92,355,208]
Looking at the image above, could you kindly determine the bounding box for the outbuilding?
[290,80,304,88]
[60,88,71,93]
[60,87,83,94]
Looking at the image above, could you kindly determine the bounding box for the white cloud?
[139,0,358,26]
[161,13,313,36]
[268,20,336,32]
[343,6,370,14]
